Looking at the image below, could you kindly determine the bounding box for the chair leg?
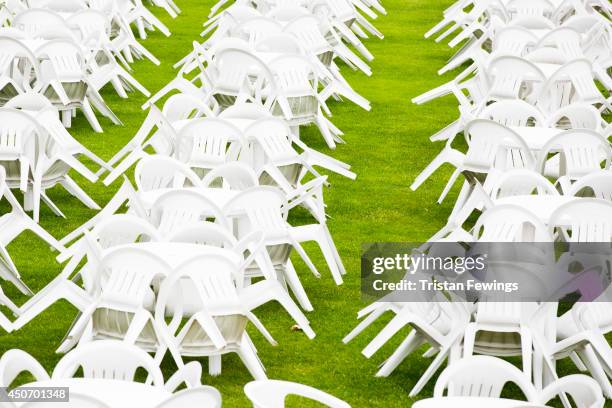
[60,177,100,210]
[362,311,413,358]
[343,307,387,344]
[409,344,452,397]
[237,341,267,380]
[209,355,222,376]
[81,98,103,133]
[376,331,425,377]
[283,261,313,311]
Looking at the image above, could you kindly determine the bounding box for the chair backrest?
[5,92,54,110]
[0,37,40,84]
[150,189,229,236]
[268,54,318,93]
[154,387,222,408]
[161,94,215,122]
[536,129,611,178]
[549,198,612,242]
[433,356,538,400]
[90,214,160,249]
[464,119,535,172]
[487,56,545,100]
[283,16,330,54]
[22,393,110,408]
[474,204,552,242]
[491,169,558,199]
[244,117,298,169]
[539,374,604,408]
[175,118,244,166]
[0,349,49,388]
[168,221,237,247]
[507,0,554,18]
[223,186,288,238]
[538,59,600,112]
[567,170,612,200]
[212,48,276,108]
[201,162,259,190]
[155,253,242,328]
[96,247,171,307]
[547,103,601,130]
[0,108,44,162]
[244,380,351,408]
[134,155,202,192]
[492,26,538,56]
[34,39,85,80]
[12,9,66,37]
[234,17,282,43]
[479,100,545,126]
[536,27,583,60]
[255,33,304,54]
[52,340,164,386]
[66,10,110,44]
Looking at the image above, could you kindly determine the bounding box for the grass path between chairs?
[1,0,599,406]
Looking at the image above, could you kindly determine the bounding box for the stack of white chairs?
[345,0,612,404]
[0,0,389,385]
[0,0,172,131]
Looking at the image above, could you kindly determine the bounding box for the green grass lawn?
[1,0,604,406]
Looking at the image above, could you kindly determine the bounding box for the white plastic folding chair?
[531,302,612,399]
[53,340,165,385]
[0,349,50,387]
[107,12,161,66]
[134,155,203,192]
[547,103,604,131]
[154,253,276,378]
[537,59,612,114]
[538,375,605,408]
[114,0,171,40]
[267,55,340,147]
[56,248,173,354]
[244,380,350,408]
[150,189,230,237]
[223,186,319,310]
[284,15,371,75]
[232,17,282,45]
[12,9,67,38]
[486,56,546,104]
[209,48,279,110]
[361,291,471,396]
[479,99,546,126]
[174,118,245,177]
[67,10,150,99]
[536,129,611,192]
[35,39,121,132]
[6,93,112,177]
[567,170,612,200]
[433,356,539,401]
[411,119,536,206]
[201,162,258,189]
[0,37,41,104]
[245,118,355,189]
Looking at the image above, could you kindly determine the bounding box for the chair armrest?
[164,361,202,392]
